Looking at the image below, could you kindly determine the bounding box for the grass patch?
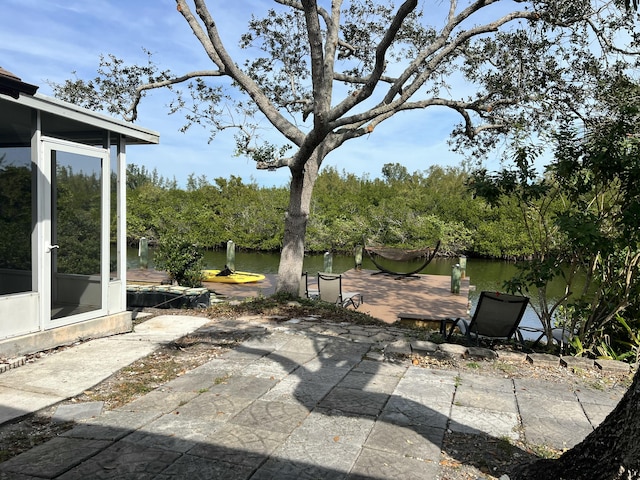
[494,361,518,375]
[527,443,562,459]
[205,295,384,327]
[213,375,230,385]
[78,332,238,410]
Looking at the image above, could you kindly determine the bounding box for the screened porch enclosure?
[0,74,158,351]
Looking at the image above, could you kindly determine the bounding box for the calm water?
[127,247,552,330]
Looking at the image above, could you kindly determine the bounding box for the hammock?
[364,240,441,276]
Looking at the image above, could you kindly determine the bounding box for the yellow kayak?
[202,269,266,284]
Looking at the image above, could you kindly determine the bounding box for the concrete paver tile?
[318,387,389,417]
[126,413,225,448]
[63,410,161,441]
[0,471,40,480]
[117,390,198,414]
[155,454,254,480]
[581,402,617,428]
[352,359,408,376]
[517,393,586,420]
[363,421,443,461]
[0,437,111,478]
[393,379,456,405]
[457,372,515,392]
[575,388,624,406]
[318,340,371,362]
[521,416,592,450]
[230,399,310,434]
[0,339,156,398]
[454,386,519,413]
[124,425,199,454]
[206,374,278,398]
[288,409,375,446]
[337,371,401,394]
[401,366,460,385]
[260,377,334,407]
[173,391,254,421]
[382,399,451,429]
[162,373,220,392]
[449,405,520,440]
[56,440,181,480]
[187,358,247,376]
[347,447,440,480]
[269,437,362,473]
[251,457,349,480]
[517,395,593,449]
[187,424,289,468]
[218,348,270,363]
[241,332,299,351]
[294,364,351,384]
[514,378,577,401]
[595,359,631,374]
[52,401,104,423]
[239,356,302,380]
[279,336,331,353]
[268,349,319,366]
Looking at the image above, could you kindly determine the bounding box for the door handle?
[46,244,60,253]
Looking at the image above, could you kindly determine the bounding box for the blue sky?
[0,0,513,188]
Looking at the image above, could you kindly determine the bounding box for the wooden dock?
[127,268,471,325]
[337,269,471,324]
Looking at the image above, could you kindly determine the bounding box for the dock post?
[354,245,363,270]
[451,264,461,294]
[459,255,467,279]
[226,240,236,272]
[138,237,148,269]
[323,251,333,273]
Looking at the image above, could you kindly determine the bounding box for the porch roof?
[0,90,160,147]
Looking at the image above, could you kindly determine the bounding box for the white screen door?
[42,139,109,326]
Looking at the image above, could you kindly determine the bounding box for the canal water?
[127,247,556,331]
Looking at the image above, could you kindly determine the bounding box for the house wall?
[0,293,40,340]
[0,311,132,357]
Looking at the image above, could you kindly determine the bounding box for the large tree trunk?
[514,368,640,479]
[275,153,319,295]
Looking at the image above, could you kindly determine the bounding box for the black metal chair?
[447,291,529,343]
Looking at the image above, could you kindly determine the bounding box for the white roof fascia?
[3,93,160,145]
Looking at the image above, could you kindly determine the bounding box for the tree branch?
[256,156,293,170]
[329,0,419,121]
[185,0,306,147]
[128,70,223,122]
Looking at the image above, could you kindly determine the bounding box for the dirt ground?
[0,308,633,480]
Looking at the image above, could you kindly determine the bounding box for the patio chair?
[447,291,529,343]
[299,272,319,299]
[299,272,309,298]
[316,272,363,309]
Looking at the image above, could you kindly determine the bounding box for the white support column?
[118,136,127,310]
[32,109,46,331]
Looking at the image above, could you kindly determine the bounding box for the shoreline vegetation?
[125,164,536,261]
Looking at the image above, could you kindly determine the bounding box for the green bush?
[153,235,204,287]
